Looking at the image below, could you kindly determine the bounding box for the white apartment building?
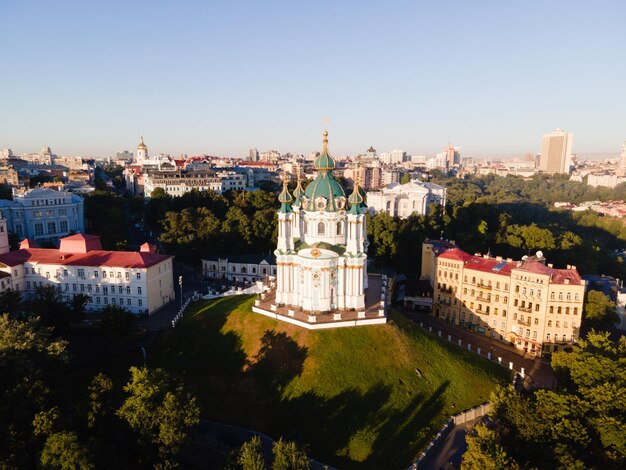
[0,187,84,243]
[367,180,447,218]
[0,231,174,315]
[143,170,246,198]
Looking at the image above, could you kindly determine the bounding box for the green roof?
[303,172,346,212]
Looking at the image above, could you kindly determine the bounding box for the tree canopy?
[463,331,626,469]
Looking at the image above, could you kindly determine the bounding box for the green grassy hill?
[154,296,509,469]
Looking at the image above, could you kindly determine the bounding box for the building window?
[127,298,131,306]
[137,287,142,295]
[94,271,98,278]
[116,272,121,278]
[126,286,131,294]
[103,271,107,278]
[118,286,123,294]
[60,221,68,232]
[337,222,342,235]
[34,223,43,236]
[80,284,85,292]
[47,222,56,234]
[318,222,325,235]
[77,268,85,279]
[125,272,130,281]
[104,297,108,304]
[72,284,77,292]
[64,283,69,291]
[136,272,141,279]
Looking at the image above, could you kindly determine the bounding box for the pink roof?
[515,260,583,285]
[0,248,171,269]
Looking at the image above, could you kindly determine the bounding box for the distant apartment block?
[143,170,246,197]
[0,188,84,244]
[426,241,585,358]
[539,129,573,174]
[367,180,446,218]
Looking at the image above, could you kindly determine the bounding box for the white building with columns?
[273,131,368,314]
[367,180,446,219]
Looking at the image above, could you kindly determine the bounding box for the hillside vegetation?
[155,296,509,468]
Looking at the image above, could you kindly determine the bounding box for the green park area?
[153,295,509,469]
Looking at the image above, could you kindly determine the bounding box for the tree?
[68,294,89,322]
[26,285,72,335]
[117,367,200,466]
[584,291,619,331]
[462,424,519,470]
[464,332,626,469]
[400,172,412,185]
[0,314,67,468]
[237,435,266,470]
[0,288,22,316]
[271,438,310,470]
[100,306,136,337]
[40,431,94,470]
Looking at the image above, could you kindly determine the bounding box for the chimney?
[506,258,513,262]
[571,265,576,270]
[496,256,503,261]
[548,263,553,268]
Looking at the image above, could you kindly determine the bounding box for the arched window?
[337,222,342,235]
[318,222,325,235]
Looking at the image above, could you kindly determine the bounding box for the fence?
[171,298,191,328]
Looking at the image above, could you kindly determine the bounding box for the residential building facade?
[143,170,246,197]
[0,233,174,315]
[202,254,277,283]
[429,243,586,358]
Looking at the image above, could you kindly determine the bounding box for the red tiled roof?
[551,269,583,285]
[463,256,515,276]
[437,248,473,262]
[514,259,583,285]
[0,248,172,269]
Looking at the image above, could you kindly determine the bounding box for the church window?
[337,222,342,235]
[318,222,325,235]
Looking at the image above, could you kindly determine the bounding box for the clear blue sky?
[1,1,625,158]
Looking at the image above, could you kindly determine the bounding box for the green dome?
[314,130,336,171]
[303,172,346,212]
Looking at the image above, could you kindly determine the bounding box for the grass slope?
[154,296,509,469]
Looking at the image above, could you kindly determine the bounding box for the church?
[275,131,369,313]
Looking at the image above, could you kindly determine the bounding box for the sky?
[0,1,625,158]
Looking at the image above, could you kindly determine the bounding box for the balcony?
[517,318,531,326]
[477,283,492,290]
[518,305,533,313]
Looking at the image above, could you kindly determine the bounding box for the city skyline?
[1,1,625,158]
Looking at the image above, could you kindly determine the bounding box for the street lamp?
[179,275,183,308]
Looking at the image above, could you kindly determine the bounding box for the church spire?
[314,130,336,172]
[348,165,364,214]
[292,163,305,206]
[278,167,293,213]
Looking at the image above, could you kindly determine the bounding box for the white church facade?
[253,132,387,328]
